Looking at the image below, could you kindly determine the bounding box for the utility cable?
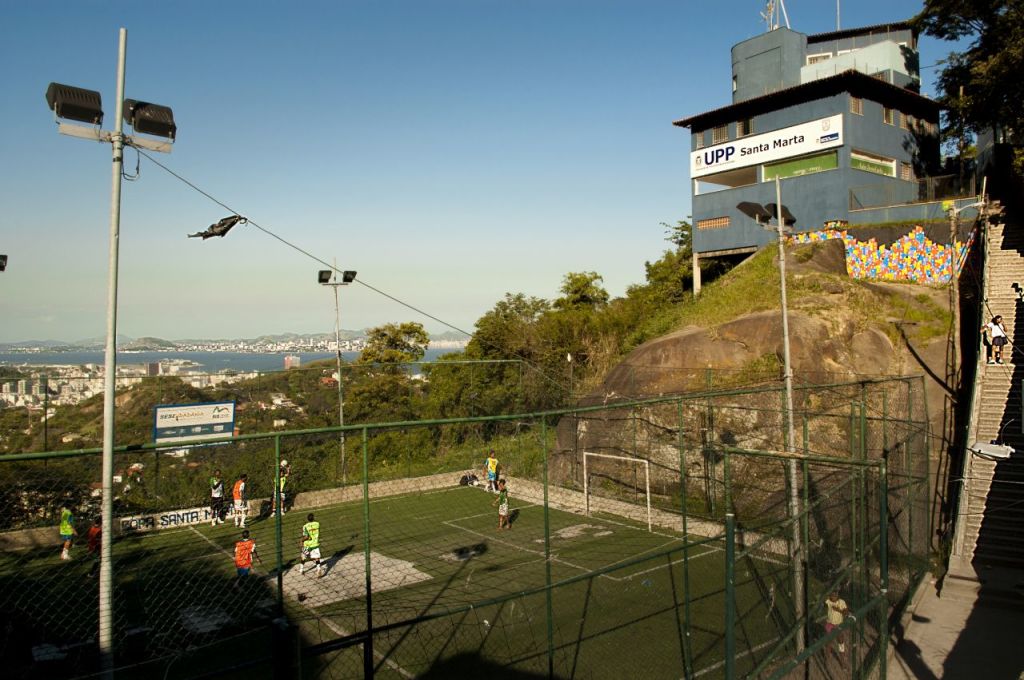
[131,147,568,394]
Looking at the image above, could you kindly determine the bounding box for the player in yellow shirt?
[824,591,853,653]
[483,450,500,493]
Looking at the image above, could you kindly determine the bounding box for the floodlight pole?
[99,27,128,675]
[333,277,346,484]
[322,264,349,484]
[773,176,805,653]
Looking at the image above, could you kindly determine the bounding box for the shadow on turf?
[417,652,548,679]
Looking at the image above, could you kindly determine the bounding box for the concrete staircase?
[958,221,1024,568]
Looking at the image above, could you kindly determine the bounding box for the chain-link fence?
[0,375,928,679]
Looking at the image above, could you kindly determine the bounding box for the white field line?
[439,519,611,578]
[187,525,414,679]
[692,637,780,678]
[449,501,718,580]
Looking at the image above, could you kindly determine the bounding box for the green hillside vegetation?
[0,222,950,522]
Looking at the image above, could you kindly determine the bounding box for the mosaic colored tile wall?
[786,220,974,284]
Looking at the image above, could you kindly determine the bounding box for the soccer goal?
[582,451,652,532]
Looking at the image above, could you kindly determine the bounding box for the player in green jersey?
[299,513,324,577]
[59,506,77,560]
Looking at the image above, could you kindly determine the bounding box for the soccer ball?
[280,459,289,467]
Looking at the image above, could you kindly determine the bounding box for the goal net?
[582,451,652,532]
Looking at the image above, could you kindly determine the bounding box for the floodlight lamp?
[123,99,176,140]
[0,255,6,272]
[46,82,103,125]
[765,203,797,226]
[318,270,333,284]
[736,201,772,224]
[342,270,357,283]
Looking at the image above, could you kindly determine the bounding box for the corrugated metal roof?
[673,70,939,130]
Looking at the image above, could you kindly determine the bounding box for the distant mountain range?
[0,330,467,351]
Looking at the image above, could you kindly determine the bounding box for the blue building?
[675,21,945,292]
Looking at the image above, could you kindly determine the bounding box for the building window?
[899,112,910,130]
[696,216,730,230]
[900,162,914,181]
[806,53,832,65]
[732,75,738,93]
[695,132,706,149]
[712,124,729,145]
[883,107,895,125]
[737,118,754,137]
[850,97,863,115]
[851,150,896,177]
[763,151,839,181]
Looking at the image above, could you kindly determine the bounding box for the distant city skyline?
[1,1,958,343]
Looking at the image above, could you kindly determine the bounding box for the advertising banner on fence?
[691,114,844,178]
[119,505,221,534]
[153,401,235,445]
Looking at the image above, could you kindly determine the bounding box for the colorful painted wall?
[787,220,974,284]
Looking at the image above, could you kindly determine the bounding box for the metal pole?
[362,428,373,679]
[725,512,736,680]
[679,399,694,679]
[43,373,49,450]
[275,436,284,613]
[332,273,346,485]
[99,28,127,675]
[949,206,960,387]
[775,176,805,653]
[542,419,555,678]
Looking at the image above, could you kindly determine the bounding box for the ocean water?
[0,347,457,373]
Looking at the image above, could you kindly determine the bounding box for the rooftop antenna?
[836,0,841,30]
[761,0,791,32]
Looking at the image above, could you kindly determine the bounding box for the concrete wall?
[731,27,806,103]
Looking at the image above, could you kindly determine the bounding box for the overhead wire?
[130,146,569,395]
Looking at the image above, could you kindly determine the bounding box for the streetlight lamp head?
[342,270,357,283]
[764,203,797,226]
[736,201,772,224]
[0,255,6,272]
[46,82,103,125]
[123,99,176,140]
[318,270,333,284]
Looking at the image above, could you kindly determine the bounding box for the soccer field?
[0,484,793,679]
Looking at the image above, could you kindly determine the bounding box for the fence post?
[542,418,555,679]
[879,458,890,679]
[362,427,374,679]
[678,399,694,679]
[275,435,284,614]
[725,512,736,680]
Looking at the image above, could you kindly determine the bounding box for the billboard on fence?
[119,505,220,534]
[153,401,236,445]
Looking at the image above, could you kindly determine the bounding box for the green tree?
[914,1,1024,168]
[554,271,609,310]
[358,322,430,365]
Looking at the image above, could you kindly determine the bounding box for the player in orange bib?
[233,530,262,587]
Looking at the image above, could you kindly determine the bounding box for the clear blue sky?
[0,0,955,342]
